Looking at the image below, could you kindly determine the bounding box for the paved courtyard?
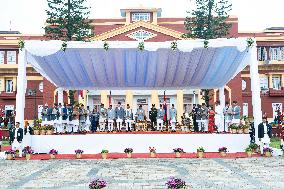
[0,157,283,189]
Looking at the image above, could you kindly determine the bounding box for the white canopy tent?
[16,38,262,137]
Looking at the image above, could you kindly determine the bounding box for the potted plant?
[40,126,46,135]
[173,148,184,158]
[101,149,109,159]
[245,146,253,157]
[197,147,205,158]
[49,149,58,159]
[75,149,84,159]
[124,148,133,158]
[165,177,187,189]
[46,125,54,135]
[89,178,107,189]
[242,124,250,134]
[5,150,16,160]
[229,124,237,133]
[249,143,259,154]
[33,126,41,135]
[263,147,273,157]
[237,125,243,134]
[23,146,34,160]
[149,147,156,158]
[218,147,227,157]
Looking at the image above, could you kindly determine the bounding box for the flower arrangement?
[263,147,273,153]
[149,147,156,153]
[46,125,54,130]
[173,148,184,153]
[218,147,227,153]
[103,41,109,51]
[165,177,187,189]
[245,147,252,153]
[101,149,109,154]
[75,149,84,154]
[138,41,145,51]
[61,41,67,51]
[89,178,107,189]
[246,38,254,48]
[204,40,209,48]
[23,146,34,154]
[49,149,58,155]
[124,148,133,154]
[5,149,16,155]
[33,126,41,130]
[171,41,178,51]
[18,40,25,51]
[229,124,238,130]
[249,143,258,151]
[197,147,205,153]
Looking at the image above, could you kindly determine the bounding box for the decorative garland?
[103,41,109,51]
[246,38,254,48]
[61,41,67,52]
[18,40,25,51]
[171,41,178,51]
[204,40,209,48]
[138,42,144,51]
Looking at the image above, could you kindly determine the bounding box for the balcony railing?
[269,88,284,97]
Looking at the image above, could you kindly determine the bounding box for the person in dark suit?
[149,104,157,131]
[258,117,272,155]
[8,121,14,145]
[191,104,198,132]
[91,107,100,133]
[11,122,24,157]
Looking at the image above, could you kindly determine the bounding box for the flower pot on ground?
[89,178,107,189]
[101,149,109,159]
[124,148,133,158]
[75,149,84,159]
[249,143,259,154]
[165,177,187,189]
[265,151,271,157]
[218,147,228,157]
[26,154,31,160]
[50,154,56,159]
[149,147,156,158]
[245,147,253,157]
[173,148,184,158]
[23,146,34,160]
[197,147,205,158]
[263,147,273,157]
[150,152,156,158]
[49,149,58,159]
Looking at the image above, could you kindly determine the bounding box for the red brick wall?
[43,78,56,107]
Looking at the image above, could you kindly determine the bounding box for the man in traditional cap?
[11,122,24,157]
[115,102,125,131]
[157,104,165,131]
[41,103,49,122]
[232,101,241,124]
[107,105,116,132]
[258,116,272,155]
[149,104,157,131]
[99,103,107,131]
[125,104,133,131]
[79,104,86,132]
[169,104,177,132]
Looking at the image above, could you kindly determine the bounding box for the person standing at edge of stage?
[157,104,165,132]
[169,104,177,132]
[67,104,73,133]
[258,116,272,155]
[149,104,157,131]
[85,106,91,132]
[232,101,241,124]
[99,103,107,132]
[200,103,208,132]
[11,122,24,157]
[115,102,125,132]
[91,107,99,133]
[125,104,133,132]
[223,102,232,132]
[107,105,116,132]
[215,100,223,133]
[191,104,198,132]
[79,104,86,133]
[61,103,68,133]
[208,106,215,133]
[72,106,80,133]
[136,105,145,131]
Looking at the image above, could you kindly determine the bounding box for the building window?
[126,29,156,41]
[7,51,16,64]
[269,47,284,61]
[39,82,43,92]
[272,75,281,90]
[183,95,193,113]
[5,79,13,92]
[259,76,268,91]
[0,51,4,64]
[109,96,126,108]
[132,13,150,22]
[257,47,267,61]
[93,96,101,111]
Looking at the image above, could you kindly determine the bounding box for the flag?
[80,90,84,99]
[109,90,112,107]
[163,90,167,122]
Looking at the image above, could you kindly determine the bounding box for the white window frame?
[5,79,13,93]
[183,95,193,113]
[132,13,150,22]
[272,75,281,90]
[259,76,269,91]
[7,51,16,64]
[0,51,4,64]
[126,29,156,41]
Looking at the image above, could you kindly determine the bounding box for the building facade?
[0,7,283,123]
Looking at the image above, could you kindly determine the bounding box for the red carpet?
[2,146,261,160]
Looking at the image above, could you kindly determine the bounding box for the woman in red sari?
[208,106,215,133]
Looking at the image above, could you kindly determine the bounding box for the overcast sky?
[0,0,283,34]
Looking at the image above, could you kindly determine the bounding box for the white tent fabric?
[24,38,249,90]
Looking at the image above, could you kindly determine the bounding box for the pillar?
[12,77,17,92]
[125,90,133,107]
[57,88,64,105]
[250,45,262,142]
[15,49,27,128]
[101,90,108,107]
[281,74,284,88]
[269,74,273,89]
[197,89,205,104]
[0,77,4,92]
[219,87,225,130]
[176,90,183,123]
[151,91,159,107]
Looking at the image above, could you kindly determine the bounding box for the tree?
[183,0,232,106]
[45,0,93,105]
[45,0,93,41]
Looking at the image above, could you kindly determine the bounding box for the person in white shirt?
[115,102,125,131]
[125,104,133,131]
[214,101,223,133]
[258,117,272,155]
[11,122,24,157]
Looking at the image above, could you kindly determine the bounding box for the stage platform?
[30,133,250,154]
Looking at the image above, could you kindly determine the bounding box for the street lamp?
[27,89,37,125]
